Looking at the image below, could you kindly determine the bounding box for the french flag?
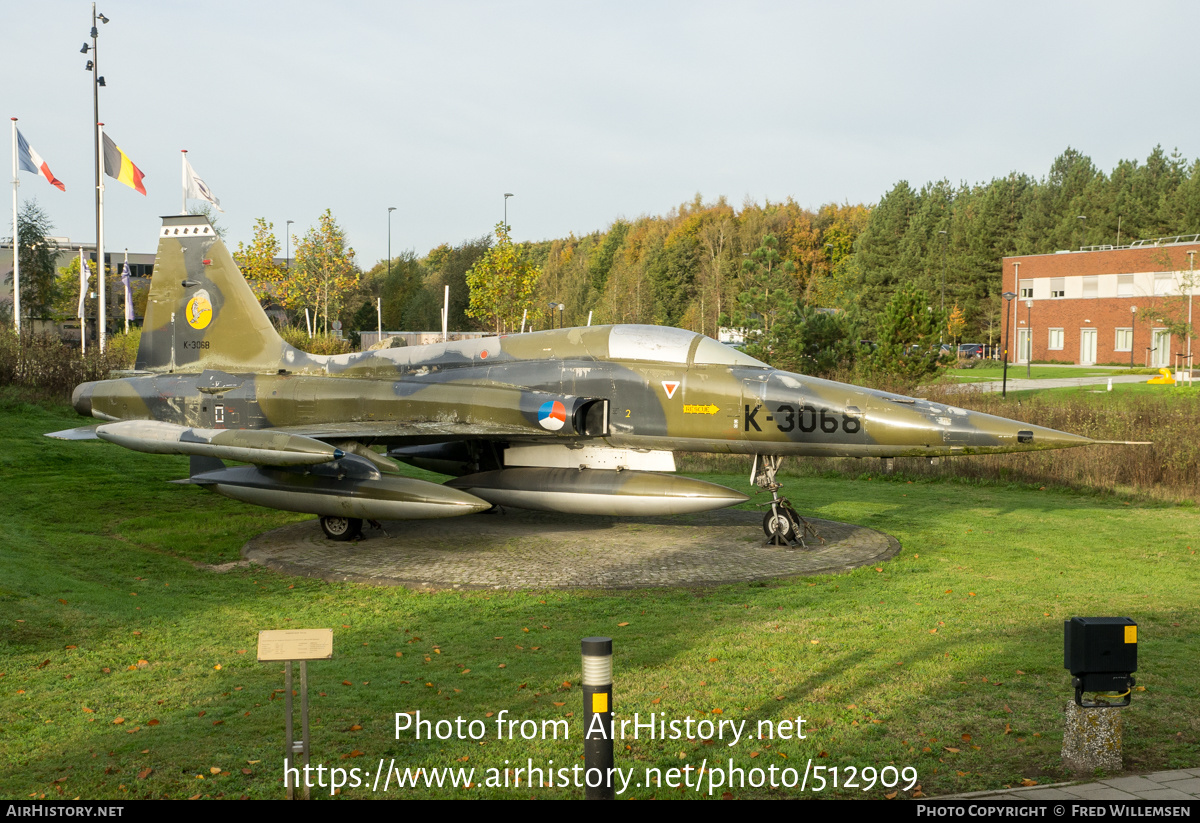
[17,127,65,191]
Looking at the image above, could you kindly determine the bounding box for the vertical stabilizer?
[136,214,290,372]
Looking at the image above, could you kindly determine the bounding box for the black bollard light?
[581,636,614,799]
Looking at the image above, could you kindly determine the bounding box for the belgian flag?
[102,132,147,195]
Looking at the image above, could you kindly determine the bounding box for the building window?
[1082,275,1098,298]
[1115,328,1132,352]
[1048,328,1064,350]
[1050,278,1065,298]
[1154,272,1173,296]
[1019,279,1033,298]
[1117,274,1135,297]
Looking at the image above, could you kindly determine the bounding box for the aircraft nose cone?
[953,409,1093,452]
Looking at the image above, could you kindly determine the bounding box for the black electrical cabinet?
[1064,616,1137,707]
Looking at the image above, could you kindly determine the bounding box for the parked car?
[958,343,985,359]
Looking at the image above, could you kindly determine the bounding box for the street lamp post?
[386,207,395,346]
[938,229,947,316]
[387,206,396,280]
[1025,300,1033,378]
[1188,251,1196,374]
[504,193,513,231]
[285,220,293,270]
[84,3,110,350]
[1002,291,1017,397]
[1130,305,1137,369]
[1078,215,1086,249]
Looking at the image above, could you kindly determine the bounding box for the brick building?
[1001,236,1199,369]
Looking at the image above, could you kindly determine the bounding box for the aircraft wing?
[45,426,101,440]
[264,419,570,443]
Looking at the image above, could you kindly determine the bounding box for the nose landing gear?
[751,454,824,548]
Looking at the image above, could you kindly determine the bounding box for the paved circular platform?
[242,508,900,590]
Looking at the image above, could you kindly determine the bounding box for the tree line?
[9,144,1198,377]
[349,145,1199,364]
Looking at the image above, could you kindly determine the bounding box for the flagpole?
[97,122,106,352]
[180,149,187,215]
[123,248,129,333]
[78,248,86,354]
[91,2,101,352]
[10,117,19,332]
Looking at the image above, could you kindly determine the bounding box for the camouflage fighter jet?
[53,214,1094,543]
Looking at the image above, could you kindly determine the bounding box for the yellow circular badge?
[186,289,213,330]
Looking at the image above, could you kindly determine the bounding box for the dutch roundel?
[537,400,568,431]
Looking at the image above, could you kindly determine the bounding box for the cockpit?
[606,325,769,368]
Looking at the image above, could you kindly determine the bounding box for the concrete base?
[242,508,901,590]
[1062,701,1123,774]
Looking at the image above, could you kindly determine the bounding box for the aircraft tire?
[321,516,363,542]
[763,509,795,543]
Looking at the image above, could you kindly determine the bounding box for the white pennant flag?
[77,251,91,319]
[183,157,223,212]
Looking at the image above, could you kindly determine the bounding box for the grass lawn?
[2,396,1197,800]
[998,382,1200,403]
[944,365,1149,383]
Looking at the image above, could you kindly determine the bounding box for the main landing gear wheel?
[320,516,363,541]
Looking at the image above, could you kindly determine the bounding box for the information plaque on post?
[258,629,333,800]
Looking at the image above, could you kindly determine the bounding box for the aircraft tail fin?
[136,214,292,372]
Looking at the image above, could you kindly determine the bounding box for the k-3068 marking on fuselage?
[743,403,861,435]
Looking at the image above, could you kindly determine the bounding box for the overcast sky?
[5,1,1198,266]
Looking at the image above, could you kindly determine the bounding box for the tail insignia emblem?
[186,289,213,330]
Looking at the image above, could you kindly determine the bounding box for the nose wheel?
[763,504,799,542]
[751,455,824,548]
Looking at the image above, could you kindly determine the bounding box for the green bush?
[0,328,132,402]
[278,325,353,355]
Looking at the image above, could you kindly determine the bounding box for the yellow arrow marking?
[683,404,720,415]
